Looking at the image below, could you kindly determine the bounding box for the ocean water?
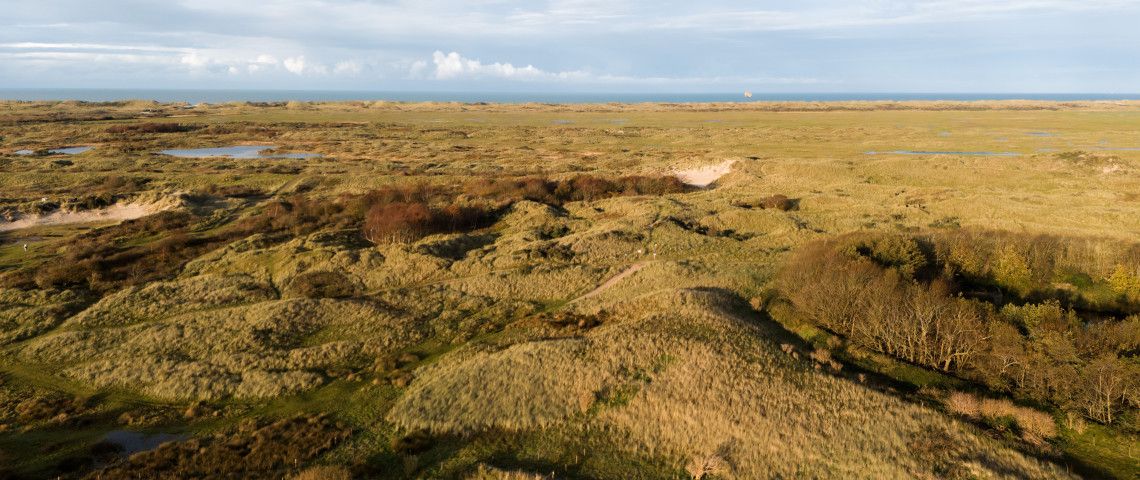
[0,89,1137,104]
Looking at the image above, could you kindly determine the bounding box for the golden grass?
[389,289,1074,479]
[22,297,423,400]
[292,465,353,480]
[65,273,275,328]
[466,464,555,479]
[0,288,86,345]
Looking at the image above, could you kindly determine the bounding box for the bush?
[732,194,798,211]
[87,415,351,479]
[758,194,796,211]
[462,174,690,205]
[285,271,358,299]
[945,391,1058,445]
[105,123,198,134]
[363,202,494,244]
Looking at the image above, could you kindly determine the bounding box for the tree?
[1078,354,1134,424]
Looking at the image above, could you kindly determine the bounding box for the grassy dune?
[0,100,1136,478]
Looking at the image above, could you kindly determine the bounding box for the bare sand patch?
[674,160,736,187]
[0,202,169,232]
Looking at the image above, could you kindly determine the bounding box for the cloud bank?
[0,1,1137,92]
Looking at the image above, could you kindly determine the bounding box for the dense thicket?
[105,123,198,134]
[779,231,1140,427]
[462,174,691,205]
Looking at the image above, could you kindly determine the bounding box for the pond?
[102,430,188,455]
[864,150,1020,157]
[159,145,321,159]
[14,146,93,155]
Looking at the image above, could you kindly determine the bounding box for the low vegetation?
[1,100,1138,478]
[86,415,351,479]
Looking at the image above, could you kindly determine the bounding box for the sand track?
[572,262,647,303]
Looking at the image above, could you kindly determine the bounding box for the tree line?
[779,232,1139,427]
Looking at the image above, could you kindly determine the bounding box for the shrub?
[86,415,351,479]
[363,202,494,244]
[462,174,690,205]
[105,123,197,134]
[945,391,1058,445]
[285,271,358,299]
[760,194,795,211]
[732,194,798,211]
[1109,264,1140,300]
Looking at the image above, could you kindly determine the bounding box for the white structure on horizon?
[744,91,753,98]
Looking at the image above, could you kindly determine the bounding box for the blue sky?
[1,0,1138,92]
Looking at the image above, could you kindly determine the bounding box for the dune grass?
[0,100,1137,478]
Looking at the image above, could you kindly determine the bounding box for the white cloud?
[417,50,824,86]
[0,42,189,53]
[334,60,361,75]
[179,51,210,68]
[283,56,306,74]
[408,59,428,78]
[0,51,174,64]
[429,51,577,80]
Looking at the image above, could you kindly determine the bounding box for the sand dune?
[0,202,168,232]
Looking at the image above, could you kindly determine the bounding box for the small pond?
[102,430,188,455]
[159,145,321,159]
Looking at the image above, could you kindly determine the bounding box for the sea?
[0,89,1137,104]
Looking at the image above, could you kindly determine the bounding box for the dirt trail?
[0,202,168,232]
[674,160,737,187]
[572,262,648,303]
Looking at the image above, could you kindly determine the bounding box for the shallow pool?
[103,430,188,454]
[159,145,321,158]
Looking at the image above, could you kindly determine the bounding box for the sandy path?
[572,262,647,303]
[0,203,165,232]
[674,160,737,187]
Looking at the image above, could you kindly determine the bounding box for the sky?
[1,0,1138,93]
